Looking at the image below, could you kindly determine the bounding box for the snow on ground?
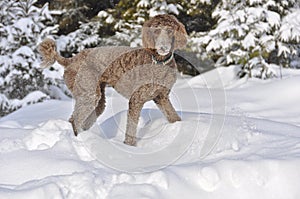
[0,66,300,198]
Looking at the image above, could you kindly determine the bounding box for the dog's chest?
[112,63,177,99]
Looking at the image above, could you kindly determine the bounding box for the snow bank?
[0,68,300,198]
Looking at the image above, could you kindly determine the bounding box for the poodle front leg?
[154,93,181,123]
[124,96,145,146]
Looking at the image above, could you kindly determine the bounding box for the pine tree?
[0,0,60,116]
[277,7,300,68]
[58,0,184,55]
[196,0,300,79]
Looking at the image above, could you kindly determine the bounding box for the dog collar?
[152,52,174,65]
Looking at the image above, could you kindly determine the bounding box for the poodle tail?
[38,38,71,68]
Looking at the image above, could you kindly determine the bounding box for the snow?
[13,46,35,58]
[279,9,300,43]
[206,38,221,52]
[167,4,179,15]
[277,42,291,57]
[266,10,281,28]
[0,91,49,115]
[259,35,275,52]
[13,18,36,35]
[242,33,257,50]
[1,67,300,198]
[248,0,261,5]
[137,0,150,8]
[105,15,115,24]
[98,11,108,18]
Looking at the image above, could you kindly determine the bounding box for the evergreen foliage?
[195,0,300,78]
[0,0,64,116]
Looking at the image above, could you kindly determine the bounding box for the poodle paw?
[124,136,137,146]
[169,116,181,123]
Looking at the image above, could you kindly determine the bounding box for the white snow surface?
[1,66,300,198]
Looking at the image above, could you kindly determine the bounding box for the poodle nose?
[160,46,168,51]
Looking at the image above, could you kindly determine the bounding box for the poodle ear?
[174,20,188,49]
[142,26,155,49]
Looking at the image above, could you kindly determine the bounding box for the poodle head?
[142,14,187,55]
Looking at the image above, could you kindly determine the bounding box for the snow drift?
[0,67,300,198]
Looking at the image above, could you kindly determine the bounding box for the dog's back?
[63,46,134,93]
[87,46,134,72]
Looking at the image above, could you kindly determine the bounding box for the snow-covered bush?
[278,8,300,68]
[55,0,218,46]
[57,20,105,57]
[59,0,187,54]
[195,0,300,78]
[0,0,64,117]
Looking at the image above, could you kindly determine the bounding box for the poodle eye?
[153,28,161,35]
[166,29,173,35]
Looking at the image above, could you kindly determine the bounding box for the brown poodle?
[38,14,187,146]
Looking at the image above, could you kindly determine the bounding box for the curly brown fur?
[142,14,187,50]
[38,14,187,146]
[38,38,57,68]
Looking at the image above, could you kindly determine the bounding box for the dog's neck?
[145,49,174,65]
[152,53,174,65]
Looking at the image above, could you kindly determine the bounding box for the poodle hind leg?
[95,83,106,117]
[70,83,106,136]
[79,83,106,131]
[70,96,102,136]
[69,103,97,136]
[153,93,181,123]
